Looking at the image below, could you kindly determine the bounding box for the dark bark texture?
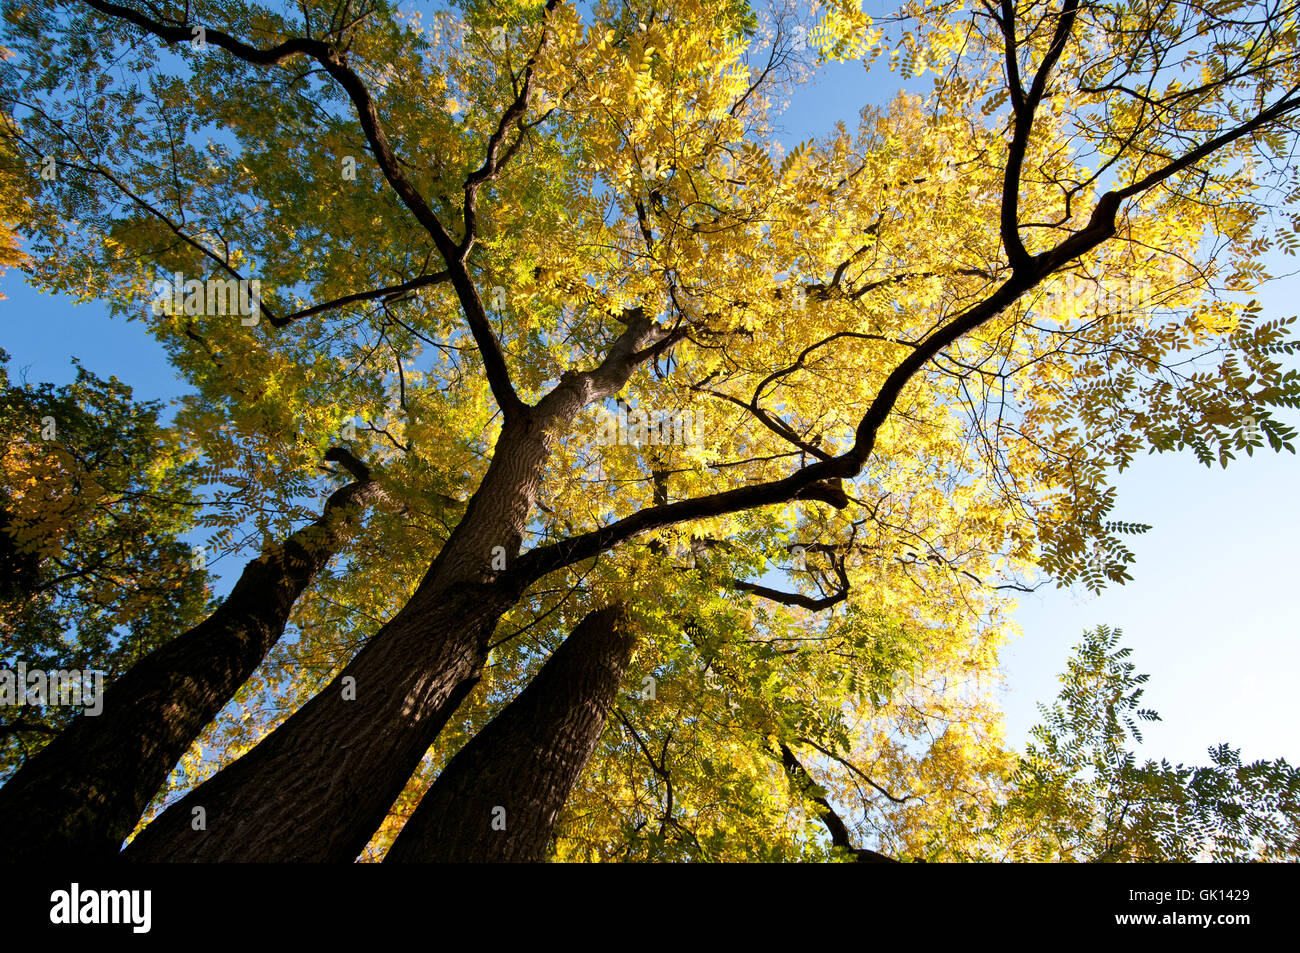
[121,366,654,862]
[121,581,508,862]
[0,456,379,862]
[385,602,634,863]
[120,413,554,861]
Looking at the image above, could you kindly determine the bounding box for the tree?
[2,0,1299,860]
[956,627,1300,861]
[0,60,28,297]
[685,626,1300,863]
[383,602,634,863]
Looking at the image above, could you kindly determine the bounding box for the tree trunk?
[0,452,380,862]
[385,602,634,863]
[122,580,511,861]
[117,306,665,862]
[122,401,582,861]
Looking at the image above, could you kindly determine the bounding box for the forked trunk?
[122,581,513,861]
[123,408,574,861]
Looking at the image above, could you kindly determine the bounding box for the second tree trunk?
[385,602,634,862]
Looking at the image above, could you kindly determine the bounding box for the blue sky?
[3,6,1296,773]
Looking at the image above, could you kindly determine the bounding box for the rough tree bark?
[385,602,634,863]
[121,352,658,862]
[0,448,380,862]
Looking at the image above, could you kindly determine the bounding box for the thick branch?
[998,0,1081,270]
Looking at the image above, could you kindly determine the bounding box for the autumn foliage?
[0,0,1298,861]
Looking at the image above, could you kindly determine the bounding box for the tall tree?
[781,626,1300,862]
[0,100,25,293]
[2,0,1298,860]
[971,627,1300,862]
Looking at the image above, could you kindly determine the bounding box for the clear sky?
[2,4,1296,773]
